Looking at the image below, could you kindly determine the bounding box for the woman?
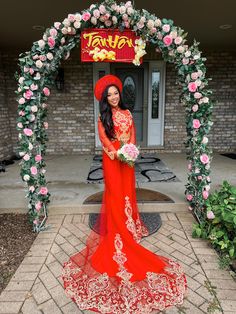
[62,75,187,313]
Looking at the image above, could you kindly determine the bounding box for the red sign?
[81,29,140,63]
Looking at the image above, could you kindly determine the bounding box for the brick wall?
[0,48,235,159]
[0,53,14,160]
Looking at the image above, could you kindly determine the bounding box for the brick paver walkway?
[1,212,236,314]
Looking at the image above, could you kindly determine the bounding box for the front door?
[111,64,147,146]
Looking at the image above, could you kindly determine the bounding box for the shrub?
[192,181,236,260]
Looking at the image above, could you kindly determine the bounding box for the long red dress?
[62,107,187,313]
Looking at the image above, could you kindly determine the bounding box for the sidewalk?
[1,211,236,314]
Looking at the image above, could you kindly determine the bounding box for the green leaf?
[229,247,235,257]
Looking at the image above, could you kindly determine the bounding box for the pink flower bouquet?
[117,143,139,167]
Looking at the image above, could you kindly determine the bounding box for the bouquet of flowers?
[117,143,140,167]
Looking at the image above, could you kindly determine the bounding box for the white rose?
[34,73,41,80]
[203,97,209,103]
[205,185,211,191]
[62,27,68,35]
[61,37,66,45]
[18,134,22,139]
[185,50,191,58]
[120,5,126,14]
[19,151,26,157]
[63,18,70,27]
[75,13,81,22]
[112,16,117,24]
[43,34,47,41]
[23,175,30,181]
[170,30,177,39]
[29,114,35,122]
[74,21,81,29]
[38,39,45,49]
[147,19,155,29]
[202,136,208,144]
[35,60,43,68]
[177,46,185,53]
[19,77,25,84]
[31,105,38,112]
[46,52,53,60]
[194,54,201,60]
[28,143,33,150]
[91,17,97,25]
[195,79,202,87]
[154,19,162,27]
[127,7,134,15]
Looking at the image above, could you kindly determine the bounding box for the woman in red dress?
[62,75,187,313]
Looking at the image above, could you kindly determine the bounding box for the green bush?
[192,181,236,260]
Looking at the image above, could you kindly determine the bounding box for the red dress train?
[62,107,187,313]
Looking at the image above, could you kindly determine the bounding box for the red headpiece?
[94,75,123,101]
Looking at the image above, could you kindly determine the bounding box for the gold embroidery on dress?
[124,196,149,242]
[113,110,132,143]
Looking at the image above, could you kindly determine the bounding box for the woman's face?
[107,86,120,108]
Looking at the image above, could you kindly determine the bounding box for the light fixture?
[32,25,45,31]
[219,24,232,30]
[55,68,65,91]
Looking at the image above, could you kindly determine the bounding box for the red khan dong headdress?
[94,75,123,101]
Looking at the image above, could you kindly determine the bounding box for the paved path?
[1,212,236,314]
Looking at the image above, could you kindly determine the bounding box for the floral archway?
[16,0,214,232]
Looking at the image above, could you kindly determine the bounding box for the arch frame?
[16,0,214,231]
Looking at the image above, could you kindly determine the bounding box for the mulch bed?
[0,213,37,294]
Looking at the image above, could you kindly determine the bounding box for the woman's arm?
[98,117,117,160]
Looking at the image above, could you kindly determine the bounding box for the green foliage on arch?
[16,0,214,231]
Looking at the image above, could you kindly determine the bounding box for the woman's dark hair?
[99,84,127,140]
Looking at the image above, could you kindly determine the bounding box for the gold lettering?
[83,31,136,51]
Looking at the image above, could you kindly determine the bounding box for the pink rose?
[188,82,198,92]
[186,194,193,201]
[124,21,130,28]
[39,55,47,61]
[23,154,30,161]
[24,89,33,100]
[188,163,192,171]
[104,20,112,27]
[17,122,23,128]
[99,4,106,14]
[193,119,201,129]
[18,98,25,105]
[33,219,38,225]
[39,187,48,195]
[200,154,209,164]
[43,87,50,96]
[30,83,38,91]
[82,12,91,21]
[93,9,100,18]
[198,176,203,180]
[162,24,170,32]
[194,92,202,99]
[35,201,42,211]
[24,67,29,73]
[207,210,215,219]
[191,72,199,80]
[203,190,209,200]
[50,28,58,37]
[23,128,33,136]
[19,110,25,116]
[182,58,189,65]
[48,37,55,48]
[35,154,42,162]
[29,68,34,75]
[30,166,38,175]
[192,105,198,112]
[68,14,75,22]
[163,35,173,46]
[35,60,43,68]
